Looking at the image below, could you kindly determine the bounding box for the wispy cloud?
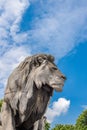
[26,0,87,59]
[45,98,70,123]
[0,0,30,53]
[0,0,29,45]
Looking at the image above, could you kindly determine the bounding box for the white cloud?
[0,0,29,45]
[45,98,70,123]
[26,0,87,60]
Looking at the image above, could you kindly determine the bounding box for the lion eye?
[51,67,57,70]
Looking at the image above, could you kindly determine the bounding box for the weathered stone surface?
[0,126,2,130]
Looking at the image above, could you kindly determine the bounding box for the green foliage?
[52,109,87,130]
[75,109,87,130]
[52,124,63,130]
[52,124,75,130]
[45,122,50,130]
[0,99,3,112]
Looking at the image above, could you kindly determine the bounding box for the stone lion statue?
[1,54,66,130]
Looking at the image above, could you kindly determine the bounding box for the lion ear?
[48,55,54,62]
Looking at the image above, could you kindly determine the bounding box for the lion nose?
[61,75,66,80]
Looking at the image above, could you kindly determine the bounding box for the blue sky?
[0,0,87,128]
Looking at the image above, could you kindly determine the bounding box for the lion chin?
[52,84,63,92]
[42,83,64,92]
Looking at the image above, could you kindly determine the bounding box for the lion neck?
[32,84,53,115]
[42,84,53,96]
[32,85,53,119]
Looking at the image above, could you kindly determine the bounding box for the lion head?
[29,54,66,92]
[17,54,66,92]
